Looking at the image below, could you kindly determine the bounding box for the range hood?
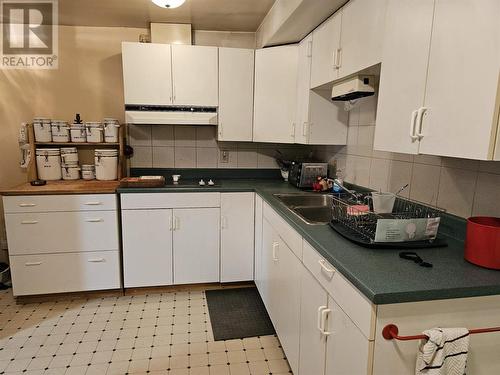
[125,105,218,125]
[331,75,375,101]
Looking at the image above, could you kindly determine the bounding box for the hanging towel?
[416,327,470,375]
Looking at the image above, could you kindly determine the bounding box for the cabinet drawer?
[302,240,375,339]
[262,202,302,259]
[3,194,117,213]
[10,251,120,296]
[5,211,119,255]
[121,193,221,209]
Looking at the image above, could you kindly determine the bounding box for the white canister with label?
[51,121,70,143]
[103,118,120,143]
[85,122,104,143]
[95,149,118,180]
[81,164,96,180]
[33,118,52,142]
[36,148,62,180]
[61,163,81,180]
[70,124,87,143]
[60,147,79,164]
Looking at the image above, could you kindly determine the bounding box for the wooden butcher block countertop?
[0,180,120,196]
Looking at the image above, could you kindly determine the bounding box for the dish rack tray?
[330,194,447,248]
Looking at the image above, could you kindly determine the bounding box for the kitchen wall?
[314,95,500,219]
[128,124,312,169]
[0,25,257,256]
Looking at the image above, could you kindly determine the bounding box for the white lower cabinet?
[254,194,264,291]
[10,251,120,296]
[261,217,301,375]
[122,209,173,288]
[220,193,255,282]
[3,194,120,296]
[173,208,220,284]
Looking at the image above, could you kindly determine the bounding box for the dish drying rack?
[329,193,447,249]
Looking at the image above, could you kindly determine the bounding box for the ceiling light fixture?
[151,0,186,8]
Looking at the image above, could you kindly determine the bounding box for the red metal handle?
[382,324,500,341]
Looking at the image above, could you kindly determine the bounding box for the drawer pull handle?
[25,262,42,266]
[318,259,335,279]
[88,258,105,263]
[272,242,279,262]
[85,218,103,223]
[84,202,103,206]
[19,203,36,207]
[321,308,332,336]
[317,306,327,333]
[21,220,38,224]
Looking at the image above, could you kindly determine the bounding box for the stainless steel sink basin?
[273,193,333,225]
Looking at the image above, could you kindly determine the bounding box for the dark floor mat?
[205,287,276,341]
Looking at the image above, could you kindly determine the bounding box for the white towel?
[416,327,470,375]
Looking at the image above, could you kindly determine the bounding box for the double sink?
[273,193,334,225]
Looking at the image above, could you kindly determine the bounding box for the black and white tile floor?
[0,289,291,375]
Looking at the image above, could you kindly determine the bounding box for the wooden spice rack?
[26,123,127,181]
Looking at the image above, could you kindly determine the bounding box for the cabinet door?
[259,218,279,318]
[171,45,218,106]
[253,45,299,143]
[299,266,328,375]
[310,13,342,89]
[173,208,220,284]
[220,193,255,282]
[325,297,372,375]
[274,236,302,375]
[218,48,254,141]
[339,0,387,78]
[122,209,173,288]
[418,0,500,160]
[254,194,264,291]
[373,0,434,154]
[122,42,173,106]
[295,34,313,145]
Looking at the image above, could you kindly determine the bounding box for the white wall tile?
[368,158,390,192]
[437,167,477,217]
[441,157,479,172]
[479,161,500,175]
[152,147,174,168]
[346,126,358,155]
[196,127,217,148]
[387,161,412,198]
[174,147,196,168]
[413,154,442,166]
[237,150,258,168]
[130,146,153,168]
[358,95,377,126]
[357,126,374,157]
[410,164,441,206]
[472,173,500,217]
[196,148,218,168]
[174,127,196,147]
[128,125,152,146]
[257,150,279,169]
[152,126,174,147]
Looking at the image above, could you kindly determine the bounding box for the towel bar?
[382,324,500,341]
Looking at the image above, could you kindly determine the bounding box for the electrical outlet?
[220,150,229,163]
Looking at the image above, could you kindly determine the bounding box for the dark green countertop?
[118,179,500,305]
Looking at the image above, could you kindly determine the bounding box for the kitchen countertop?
[118,179,500,305]
[1,180,120,195]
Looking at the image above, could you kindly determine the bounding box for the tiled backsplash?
[314,95,500,219]
[128,124,313,169]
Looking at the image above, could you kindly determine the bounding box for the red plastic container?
[464,217,500,270]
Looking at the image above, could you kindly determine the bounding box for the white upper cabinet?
[122,42,173,106]
[339,0,387,78]
[253,45,299,143]
[171,45,219,107]
[375,0,500,160]
[310,12,342,89]
[218,48,254,141]
[418,0,500,160]
[296,34,348,145]
[374,0,434,155]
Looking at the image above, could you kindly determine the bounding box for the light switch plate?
[220,150,229,163]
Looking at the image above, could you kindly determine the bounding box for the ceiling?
[58,0,276,31]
